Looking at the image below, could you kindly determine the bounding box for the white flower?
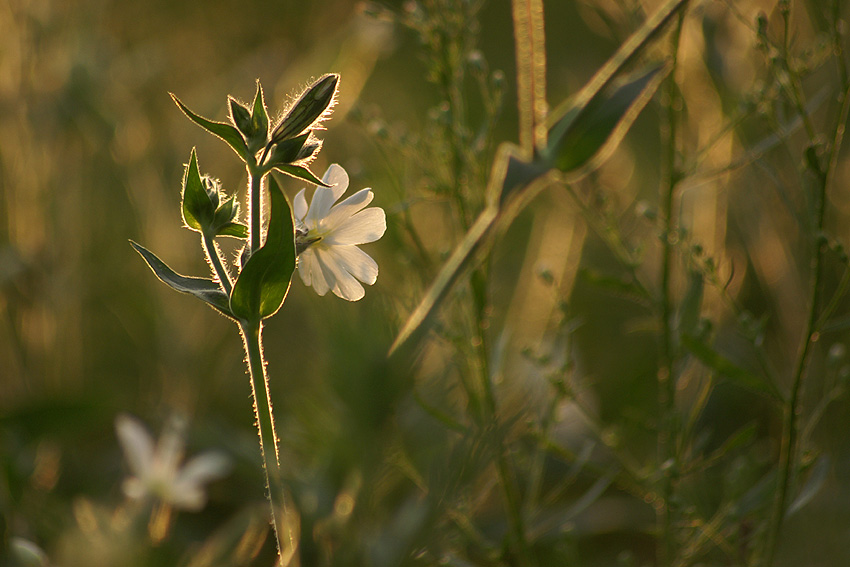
[294,164,387,301]
[115,414,230,511]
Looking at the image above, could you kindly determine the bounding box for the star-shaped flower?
[294,164,386,301]
[115,414,230,511]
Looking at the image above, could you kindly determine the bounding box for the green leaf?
[251,80,269,141]
[681,334,782,401]
[130,241,234,319]
[540,0,689,174]
[182,148,214,232]
[229,96,254,138]
[211,194,247,238]
[216,222,249,239]
[230,175,296,321]
[266,132,311,167]
[547,0,688,129]
[544,63,669,173]
[389,0,690,357]
[390,208,498,356]
[271,73,338,143]
[272,163,329,187]
[171,93,250,162]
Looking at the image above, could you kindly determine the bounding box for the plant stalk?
[658,13,684,567]
[240,319,293,566]
[202,232,232,295]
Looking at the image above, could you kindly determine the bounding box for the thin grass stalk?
[761,62,850,567]
[512,0,547,156]
[657,13,685,567]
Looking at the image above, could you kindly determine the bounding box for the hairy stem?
[202,232,232,295]
[249,169,263,253]
[241,320,293,566]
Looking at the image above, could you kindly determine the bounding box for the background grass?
[3,0,850,565]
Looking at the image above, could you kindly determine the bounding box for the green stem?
[202,232,232,296]
[240,319,292,566]
[658,14,684,567]
[761,39,850,567]
[248,168,263,253]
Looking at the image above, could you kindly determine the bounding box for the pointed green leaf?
[390,208,498,356]
[266,132,311,167]
[271,73,338,143]
[216,222,249,239]
[170,93,250,162]
[546,0,689,128]
[251,80,269,140]
[130,241,234,319]
[544,63,669,173]
[230,176,296,321]
[228,96,254,138]
[272,163,329,187]
[182,149,214,232]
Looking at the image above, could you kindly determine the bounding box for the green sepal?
[270,73,338,143]
[229,97,254,138]
[543,63,669,173]
[182,148,215,233]
[171,93,251,162]
[266,132,311,166]
[211,194,248,238]
[250,81,270,150]
[229,175,296,321]
[296,140,321,162]
[130,241,235,319]
[272,163,329,187]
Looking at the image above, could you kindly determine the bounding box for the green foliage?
[229,176,296,321]
[130,241,234,319]
[171,93,251,162]
[6,1,850,566]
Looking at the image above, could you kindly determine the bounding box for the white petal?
[322,188,374,230]
[169,485,206,511]
[315,246,365,301]
[155,416,186,477]
[298,249,330,296]
[322,164,349,200]
[116,414,154,479]
[305,165,349,225]
[122,477,147,500]
[294,188,308,221]
[177,452,231,487]
[329,245,379,285]
[326,207,386,246]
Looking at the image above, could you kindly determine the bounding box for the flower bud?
[271,74,339,143]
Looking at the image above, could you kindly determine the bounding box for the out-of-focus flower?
[294,164,386,301]
[115,414,230,511]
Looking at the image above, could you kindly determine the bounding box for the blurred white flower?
[115,414,230,511]
[294,164,387,301]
